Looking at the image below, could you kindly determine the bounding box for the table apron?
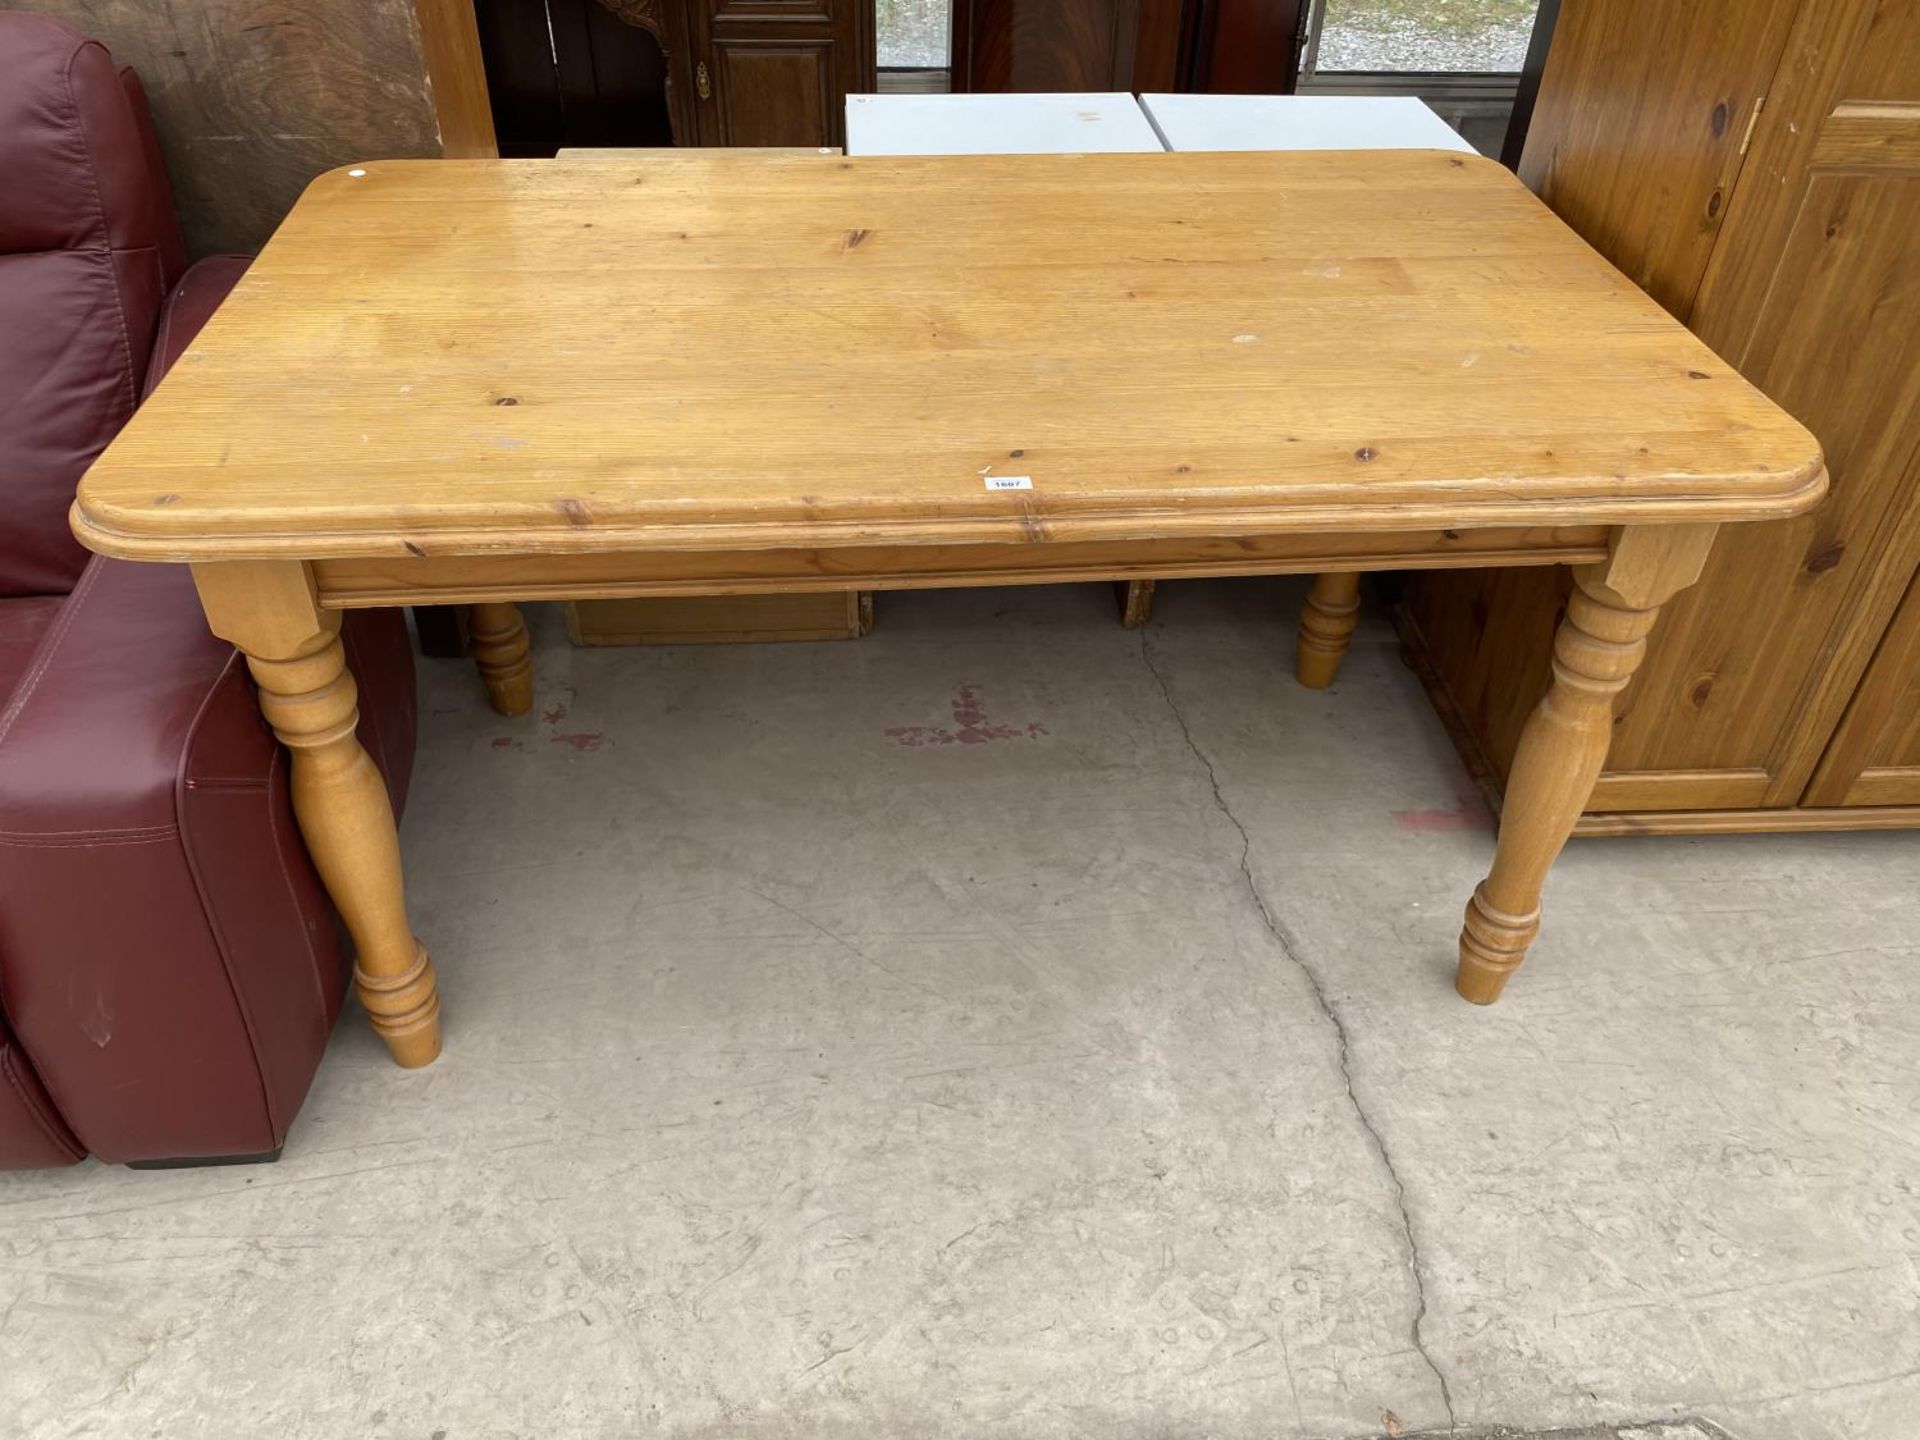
[311,524,1610,608]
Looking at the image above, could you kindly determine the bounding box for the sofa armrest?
[143,254,250,400]
[0,557,414,1162]
[0,558,322,1160]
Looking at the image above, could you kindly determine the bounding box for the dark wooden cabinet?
[479,0,869,152]
[689,0,871,146]
[486,0,1305,150]
[598,0,870,146]
[1400,0,1920,835]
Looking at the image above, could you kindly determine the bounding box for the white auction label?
[985,476,1033,491]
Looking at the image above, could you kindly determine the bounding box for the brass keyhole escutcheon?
[696,60,711,100]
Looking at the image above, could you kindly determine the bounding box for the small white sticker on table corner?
[985,476,1033,491]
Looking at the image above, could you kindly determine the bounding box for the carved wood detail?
[594,0,669,48]
[589,0,686,145]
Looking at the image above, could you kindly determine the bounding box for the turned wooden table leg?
[1296,570,1362,688]
[193,562,441,1066]
[1457,524,1717,1003]
[1118,579,1156,628]
[469,601,533,716]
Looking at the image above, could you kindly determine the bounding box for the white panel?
[844,93,1166,156]
[1138,94,1477,155]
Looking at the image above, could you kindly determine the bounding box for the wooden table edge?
[68,464,1828,565]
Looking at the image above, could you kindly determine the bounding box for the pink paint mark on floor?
[886,683,1049,748]
[1395,781,1495,833]
[550,732,605,752]
[541,683,576,727]
[490,736,518,750]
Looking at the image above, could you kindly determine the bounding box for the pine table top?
[74,150,1824,563]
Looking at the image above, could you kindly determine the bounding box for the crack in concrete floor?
[1139,630,1462,1435]
[7,584,1909,1439]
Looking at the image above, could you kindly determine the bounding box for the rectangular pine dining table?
[73,151,1825,1067]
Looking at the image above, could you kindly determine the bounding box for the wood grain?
[1683,0,1920,806]
[310,526,1616,607]
[191,560,441,1067]
[1189,0,1303,96]
[74,151,1823,564]
[1128,0,1197,93]
[1393,597,1920,836]
[1516,0,1797,318]
[1117,579,1156,628]
[952,0,1144,92]
[1403,0,1920,833]
[685,0,872,148]
[66,146,1842,1032]
[414,0,499,157]
[25,0,496,257]
[468,600,534,714]
[1574,805,1920,837]
[1295,569,1360,689]
[566,591,868,644]
[1805,564,1920,807]
[1457,524,1716,1002]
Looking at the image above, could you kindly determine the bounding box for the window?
[876,0,952,71]
[1303,0,1537,77]
[1296,0,1543,159]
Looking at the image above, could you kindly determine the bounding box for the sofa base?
[127,1146,284,1170]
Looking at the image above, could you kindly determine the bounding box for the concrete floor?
[3,579,1916,1440]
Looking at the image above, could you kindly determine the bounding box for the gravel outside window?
[877,0,949,70]
[872,1,1537,79]
[1315,0,1535,74]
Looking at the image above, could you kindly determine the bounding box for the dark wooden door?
[685,0,874,146]
[1186,0,1301,94]
[1404,0,1920,825]
[950,0,1143,90]
[950,0,1217,92]
[1669,0,1920,807]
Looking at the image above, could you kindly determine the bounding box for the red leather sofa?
[0,13,417,1169]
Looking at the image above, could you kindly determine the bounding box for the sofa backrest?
[0,13,186,597]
